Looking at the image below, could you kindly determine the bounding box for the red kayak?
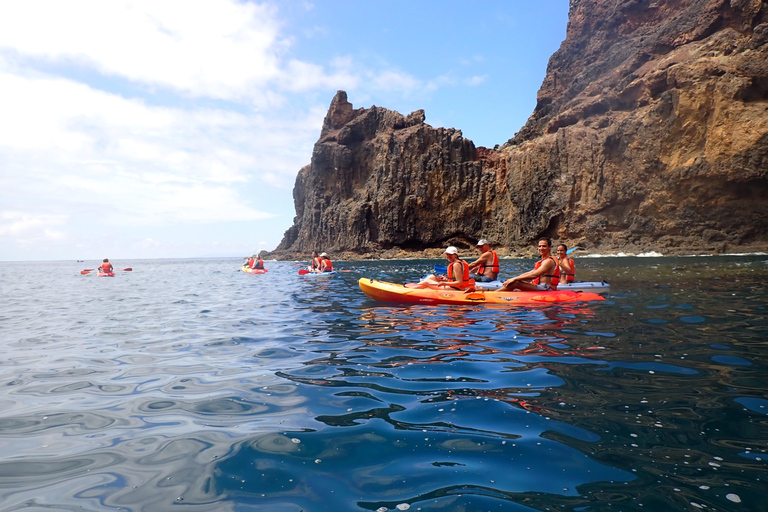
[97,272,115,277]
[241,265,267,274]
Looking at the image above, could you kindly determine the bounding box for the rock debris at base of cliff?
[269,0,768,260]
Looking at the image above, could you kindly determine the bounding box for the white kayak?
[300,270,337,277]
[474,280,610,293]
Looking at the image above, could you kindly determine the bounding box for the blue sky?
[0,1,568,262]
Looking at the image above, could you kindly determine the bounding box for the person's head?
[537,238,552,255]
[320,252,328,259]
[312,251,318,258]
[476,239,489,250]
[556,244,568,258]
[444,246,459,260]
[103,258,109,262]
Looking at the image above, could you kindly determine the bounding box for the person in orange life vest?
[309,251,321,272]
[556,244,575,283]
[251,255,264,269]
[468,239,499,282]
[98,258,114,273]
[319,252,333,272]
[498,238,560,291]
[246,256,255,268]
[415,246,473,290]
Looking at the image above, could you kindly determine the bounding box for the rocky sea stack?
[270,0,768,260]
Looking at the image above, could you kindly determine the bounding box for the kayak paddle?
[81,269,95,274]
[119,268,132,271]
[298,269,311,275]
[434,264,447,274]
[566,247,581,255]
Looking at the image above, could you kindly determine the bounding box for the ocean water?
[0,255,766,512]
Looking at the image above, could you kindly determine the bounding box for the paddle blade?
[566,247,582,255]
[120,268,132,271]
[434,264,447,274]
[298,269,310,275]
[81,269,94,274]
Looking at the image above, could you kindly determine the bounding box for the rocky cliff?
[273,0,768,259]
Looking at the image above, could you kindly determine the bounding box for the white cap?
[320,252,328,257]
[477,239,489,246]
[444,246,458,255]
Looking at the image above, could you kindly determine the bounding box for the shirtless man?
[498,238,560,291]
[468,239,499,283]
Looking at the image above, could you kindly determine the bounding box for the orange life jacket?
[322,258,333,272]
[247,259,255,268]
[447,259,473,289]
[255,259,264,269]
[560,257,575,282]
[532,257,560,288]
[99,263,113,272]
[478,250,500,276]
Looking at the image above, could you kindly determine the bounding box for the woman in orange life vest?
[251,255,264,270]
[98,258,113,273]
[498,238,560,291]
[556,244,575,283]
[414,246,473,290]
[468,239,500,282]
[319,252,333,272]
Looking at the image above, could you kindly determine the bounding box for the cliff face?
[274,0,768,258]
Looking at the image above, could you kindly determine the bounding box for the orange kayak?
[358,278,605,305]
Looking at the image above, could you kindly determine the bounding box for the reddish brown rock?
[272,0,768,259]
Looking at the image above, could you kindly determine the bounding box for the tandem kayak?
[97,272,115,277]
[241,265,267,274]
[300,270,337,277]
[358,278,605,305]
[474,280,610,293]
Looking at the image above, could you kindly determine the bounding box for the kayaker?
[498,238,560,291]
[415,246,473,290]
[320,252,334,272]
[556,244,575,283]
[468,239,499,282]
[310,251,321,272]
[98,258,114,273]
[252,255,264,270]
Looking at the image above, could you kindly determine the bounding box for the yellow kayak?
[241,265,267,274]
[358,278,605,305]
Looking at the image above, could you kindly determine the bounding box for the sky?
[0,1,569,262]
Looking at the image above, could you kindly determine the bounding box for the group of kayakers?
[416,237,576,292]
[308,251,334,273]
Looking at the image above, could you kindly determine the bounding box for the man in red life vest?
[556,244,575,283]
[468,239,500,283]
[319,252,333,272]
[498,238,560,291]
[98,258,113,273]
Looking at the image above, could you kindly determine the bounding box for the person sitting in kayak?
[468,239,499,283]
[310,251,321,272]
[414,246,474,290]
[251,255,264,270]
[320,252,333,272]
[556,244,575,283]
[498,238,560,291]
[98,258,114,273]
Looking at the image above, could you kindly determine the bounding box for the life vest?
[254,259,264,269]
[560,257,575,282]
[322,258,333,272]
[532,257,560,288]
[247,259,255,268]
[100,263,113,272]
[478,250,500,276]
[447,259,473,289]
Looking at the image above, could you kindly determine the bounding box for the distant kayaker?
[468,239,499,282]
[310,251,321,272]
[415,246,473,290]
[98,258,114,273]
[252,255,264,270]
[320,252,334,272]
[498,238,560,291]
[556,244,575,283]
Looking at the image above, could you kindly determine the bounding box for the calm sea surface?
[1,255,767,512]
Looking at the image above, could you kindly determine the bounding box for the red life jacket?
[255,259,264,269]
[478,250,500,276]
[322,258,333,272]
[248,259,255,268]
[560,257,575,282]
[100,263,113,272]
[447,259,473,289]
[532,257,560,288]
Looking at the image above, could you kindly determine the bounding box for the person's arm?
[560,257,574,276]
[467,252,488,272]
[438,261,464,287]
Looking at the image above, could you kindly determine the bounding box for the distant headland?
[268,0,768,260]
